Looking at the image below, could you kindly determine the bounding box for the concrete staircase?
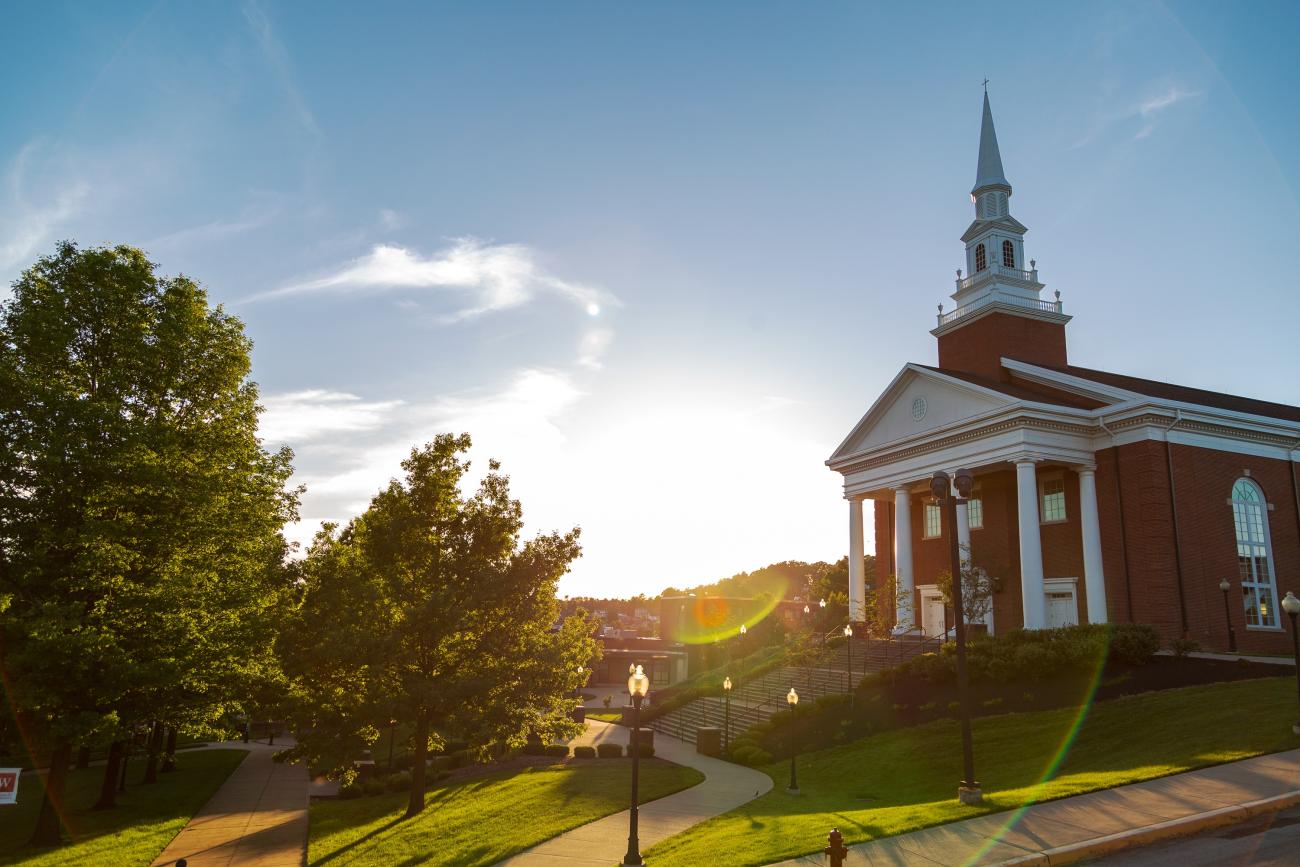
[646,634,940,746]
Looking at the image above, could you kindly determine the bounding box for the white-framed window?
[966,497,983,529]
[923,503,942,539]
[1002,239,1015,268]
[1233,478,1278,629]
[975,243,987,272]
[1040,475,1066,523]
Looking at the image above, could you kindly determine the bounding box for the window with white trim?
[974,243,987,272]
[966,497,983,529]
[1233,478,1278,628]
[1002,239,1015,268]
[923,503,942,539]
[1039,475,1066,523]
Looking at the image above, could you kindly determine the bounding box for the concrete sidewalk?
[769,748,1300,866]
[497,719,772,866]
[151,740,309,867]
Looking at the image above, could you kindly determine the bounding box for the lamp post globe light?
[722,676,732,754]
[1282,592,1300,736]
[931,468,982,806]
[1219,579,1237,653]
[786,687,800,793]
[624,664,651,866]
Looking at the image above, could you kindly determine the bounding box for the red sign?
[0,769,18,805]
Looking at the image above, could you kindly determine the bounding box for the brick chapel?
[827,92,1300,654]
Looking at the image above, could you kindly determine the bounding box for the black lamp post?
[722,676,732,754]
[786,688,800,793]
[1219,579,1237,653]
[387,719,397,772]
[624,664,650,866]
[1282,592,1300,736]
[843,623,854,707]
[931,468,981,806]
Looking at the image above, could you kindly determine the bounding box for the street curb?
[992,788,1300,866]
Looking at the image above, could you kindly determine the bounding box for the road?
[1093,802,1300,866]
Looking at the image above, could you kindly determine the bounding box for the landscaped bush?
[385,771,412,792]
[596,743,623,758]
[338,782,363,799]
[574,746,597,758]
[544,744,570,758]
[1111,624,1161,665]
[728,742,772,767]
[521,742,548,756]
[1171,638,1200,658]
[361,778,385,796]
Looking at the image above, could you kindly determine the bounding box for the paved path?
[151,740,309,867]
[1094,799,1300,866]
[767,748,1300,866]
[497,719,772,866]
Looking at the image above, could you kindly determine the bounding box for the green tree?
[0,242,297,845]
[282,433,596,817]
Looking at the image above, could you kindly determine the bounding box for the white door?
[921,595,947,637]
[1046,591,1078,628]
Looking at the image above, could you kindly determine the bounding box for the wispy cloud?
[1071,83,1201,148]
[0,142,88,274]
[248,238,616,322]
[242,0,319,139]
[267,369,585,546]
[260,390,404,444]
[143,203,280,252]
[577,327,614,370]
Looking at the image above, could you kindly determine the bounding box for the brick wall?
[937,311,1068,381]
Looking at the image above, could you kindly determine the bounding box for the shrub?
[391,753,414,771]
[385,771,412,792]
[1171,637,1200,658]
[981,697,1004,710]
[947,701,961,714]
[544,744,570,758]
[521,742,547,756]
[596,743,623,758]
[730,744,772,767]
[338,782,363,799]
[1111,624,1161,666]
[361,778,385,796]
[574,746,596,758]
[602,695,613,709]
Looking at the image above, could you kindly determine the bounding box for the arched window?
[1002,239,1015,268]
[1232,478,1278,628]
[975,243,987,272]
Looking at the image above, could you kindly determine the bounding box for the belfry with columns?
[827,92,1300,652]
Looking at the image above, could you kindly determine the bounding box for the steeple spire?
[972,91,1010,196]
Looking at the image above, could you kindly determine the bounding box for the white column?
[1015,459,1047,629]
[894,487,914,632]
[1077,466,1109,624]
[955,498,993,633]
[847,498,865,622]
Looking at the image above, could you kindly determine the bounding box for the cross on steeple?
[982,78,989,92]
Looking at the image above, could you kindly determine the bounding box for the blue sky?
[3,1,1298,598]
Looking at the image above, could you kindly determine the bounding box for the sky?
[3,1,1299,598]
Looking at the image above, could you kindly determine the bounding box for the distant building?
[592,635,689,687]
[828,92,1300,654]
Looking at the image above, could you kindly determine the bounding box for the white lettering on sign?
[0,769,19,805]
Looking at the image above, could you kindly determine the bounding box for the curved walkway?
[497,719,772,866]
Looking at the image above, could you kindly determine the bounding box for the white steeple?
[933,89,1068,337]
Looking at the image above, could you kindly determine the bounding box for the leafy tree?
[0,242,297,844]
[936,546,996,626]
[282,433,596,817]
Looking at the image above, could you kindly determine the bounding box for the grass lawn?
[584,711,622,722]
[648,676,1300,866]
[0,747,248,867]
[309,757,705,866]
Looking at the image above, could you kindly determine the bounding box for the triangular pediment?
[829,364,1017,463]
[961,215,1027,243]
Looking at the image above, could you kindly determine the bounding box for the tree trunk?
[161,727,178,773]
[29,741,72,846]
[405,710,429,818]
[94,740,124,810]
[75,745,90,769]
[118,742,130,792]
[143,721,164,783]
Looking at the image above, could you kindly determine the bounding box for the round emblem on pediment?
[911,396,928,421]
